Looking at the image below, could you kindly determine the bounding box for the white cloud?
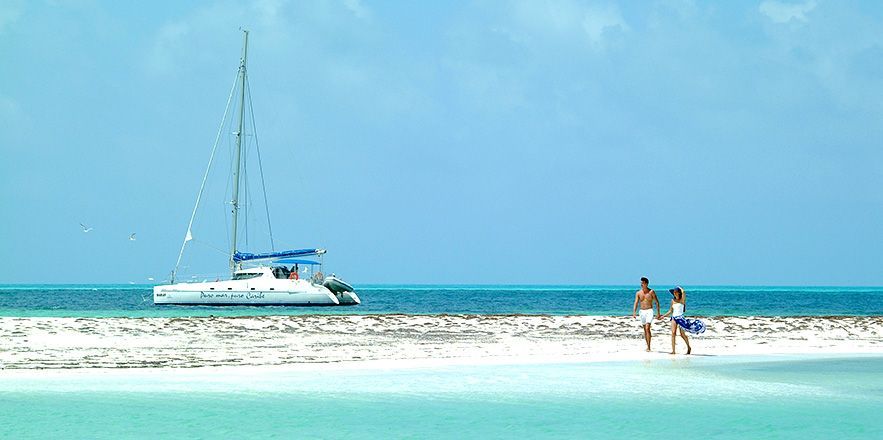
[0,94,28,152]
[144,1,376,76]
[146,22,191,75]
[441,58,527,114]
[759,0,817,24]
[0,94,16,112]
[144,1,283,76]
[342,0,371,20]
[581,4,629,46]
[0,0,23,34]
[510,0,629,49]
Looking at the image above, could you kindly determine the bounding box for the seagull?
[79,223,93,233]
[129,233,137,241]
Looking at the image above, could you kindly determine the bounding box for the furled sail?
[233,248,325,263]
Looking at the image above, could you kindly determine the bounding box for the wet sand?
[1,315,880,369]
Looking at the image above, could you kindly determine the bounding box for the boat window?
[272,266,291,279]
[232,272,262,280]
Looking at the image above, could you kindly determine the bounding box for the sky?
[1,0,882,285]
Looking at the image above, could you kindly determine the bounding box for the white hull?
[154,267,359,306]
[336,290,360,306]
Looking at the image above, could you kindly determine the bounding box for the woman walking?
[660,286,705,354]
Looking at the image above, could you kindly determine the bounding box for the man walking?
[632,276,660,352]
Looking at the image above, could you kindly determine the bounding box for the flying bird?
[129,233,137,241]
[79,223,93,233]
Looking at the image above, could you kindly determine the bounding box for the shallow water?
[0,355,880,439]
[1,284,881,317]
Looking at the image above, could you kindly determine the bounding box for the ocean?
[2,286,881,438]
[1,284,881,317]
[1,355,880,439]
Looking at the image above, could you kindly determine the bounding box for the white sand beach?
[1,315,880,370]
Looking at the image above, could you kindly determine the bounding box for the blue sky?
[1,0,881,285]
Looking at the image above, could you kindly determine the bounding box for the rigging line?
[246,75,275,251]
[190,239,231,256]
[172,69,240,283]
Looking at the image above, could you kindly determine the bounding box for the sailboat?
[153,30,359,306]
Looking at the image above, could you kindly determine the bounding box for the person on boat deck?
[290,264,299,280]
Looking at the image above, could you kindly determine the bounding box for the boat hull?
[154,278,347,306]
[336,290,361,306]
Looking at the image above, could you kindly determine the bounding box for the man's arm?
[632,292,639,317]
[653,291,661,317]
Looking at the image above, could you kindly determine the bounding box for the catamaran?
[154,30,359,306]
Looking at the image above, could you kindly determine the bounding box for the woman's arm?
[660,300,673,318]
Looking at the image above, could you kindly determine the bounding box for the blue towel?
[673,316,706,334]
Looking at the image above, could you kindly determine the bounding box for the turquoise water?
[0,355,880,438]
[1,284,882,317]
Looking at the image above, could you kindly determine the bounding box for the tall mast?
[230,29,249,272]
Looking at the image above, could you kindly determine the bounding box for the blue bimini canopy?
[233,248,325,263]
[274,259,320,265]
